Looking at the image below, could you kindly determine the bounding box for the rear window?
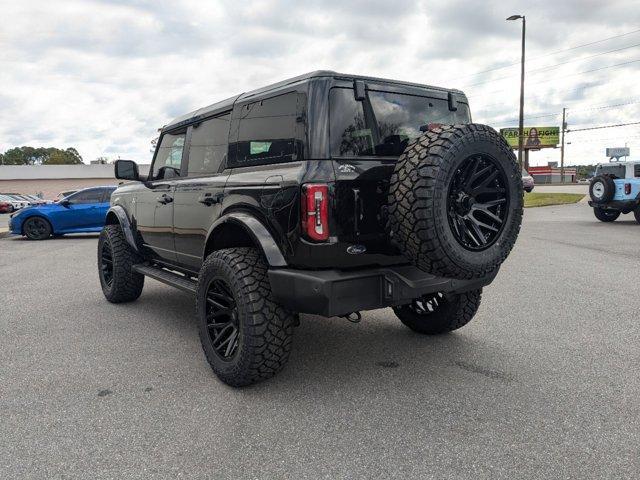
[329,88,471,158]
[596,164,625,178]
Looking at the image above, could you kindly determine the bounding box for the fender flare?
[105,205,139,252]
[206,212,287,267]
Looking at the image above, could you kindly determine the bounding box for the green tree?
[0,146,83,165]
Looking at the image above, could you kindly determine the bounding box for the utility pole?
[507,15,526,167]
[560,107,566,184]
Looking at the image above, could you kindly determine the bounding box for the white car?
[0,194,29,211]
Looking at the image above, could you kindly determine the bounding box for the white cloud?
[0,0,639,166]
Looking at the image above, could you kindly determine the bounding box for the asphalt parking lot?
[1,203,638,479]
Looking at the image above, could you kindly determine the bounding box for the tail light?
[301,184,329,241]
[625,183,631,195]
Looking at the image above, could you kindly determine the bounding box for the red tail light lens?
[625,183,631,195]
[301,184,329,241]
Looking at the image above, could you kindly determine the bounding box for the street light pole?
[560,107,566,184]
[507,14,526,167]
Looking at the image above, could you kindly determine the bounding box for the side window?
[187,113,231,176]
[229,92,299,168]
[152,131,186,180]
[634,164,640,177]
[329,88,369,157]
[68,189,104,204]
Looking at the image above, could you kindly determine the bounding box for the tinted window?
[152,131,186,179]
[329,88,471,158]
[634,164,640,177]
[187,113,231,176]
[68,189,104,204]
[596,164,625,178]
[229,92,298,168]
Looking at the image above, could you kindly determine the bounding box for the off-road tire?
[98,224,144,303]
[633,208,640,224]
[23,216,52,240]
[593,208,620,222]
[393,289,482,335]
[589,175,615,204]
[387,124,523,279]
[196,247,295,387]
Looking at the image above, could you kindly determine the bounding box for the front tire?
[197,247,295,387]
[393,289,482,335]
[634,208,640,224]
[593,208,620,222]
[23,216,52,240]
[98,224,144,303]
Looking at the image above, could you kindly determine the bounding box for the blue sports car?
[9,186,116,240]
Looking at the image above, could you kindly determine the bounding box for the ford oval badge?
[347,244,367,255]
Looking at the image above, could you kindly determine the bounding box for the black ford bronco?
[98,71,523,386]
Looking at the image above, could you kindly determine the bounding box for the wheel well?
[204,223,257,259]
[21,215,52,235]
[105,211,119,225]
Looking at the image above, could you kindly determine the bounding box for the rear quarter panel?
[613,178,640,200]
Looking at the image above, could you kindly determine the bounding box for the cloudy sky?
[1,0,639,166]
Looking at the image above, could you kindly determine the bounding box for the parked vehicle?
[522,169,534,192]
[22,194,47,205]
[56,190,77,202]
[0,194,29,210]
[0,200,13,213]
[9,186,116,239]
[97,71,523,387]
[588,161,640,223]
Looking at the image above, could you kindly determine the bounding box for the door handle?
[157,193,173,204]
[198,192,224,206]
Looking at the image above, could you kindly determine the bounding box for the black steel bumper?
[268,264,497,317]
[588,199,640,213]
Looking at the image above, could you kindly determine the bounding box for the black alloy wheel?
[100,238,114,288]
[205,278,240,360]
[447,154,510,251]
[23,217,51,240]
[407,292,445,315]
[393,289,482,335]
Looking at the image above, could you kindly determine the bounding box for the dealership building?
[0,164,150,199]
[528,165,577,184]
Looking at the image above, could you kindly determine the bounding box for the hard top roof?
[164,71,465,131]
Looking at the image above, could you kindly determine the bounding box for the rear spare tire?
[589,175,615,204]
[387,124,523,279]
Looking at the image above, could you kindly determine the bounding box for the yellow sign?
[500,127,559,149]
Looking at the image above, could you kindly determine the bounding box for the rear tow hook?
[341,312,362,323]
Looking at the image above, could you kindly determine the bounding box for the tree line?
[0,146,83,165]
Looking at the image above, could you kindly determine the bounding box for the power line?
[567,121,640,132]
[568,99,640,113]
[461,42,640,88]
[486,100,640,125]
[447,28,640,82]
[467,58,640,98]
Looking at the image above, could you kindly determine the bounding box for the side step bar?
[132,264,197,294]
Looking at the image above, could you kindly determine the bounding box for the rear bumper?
[588,199,640,213]
[269,264,497,317]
